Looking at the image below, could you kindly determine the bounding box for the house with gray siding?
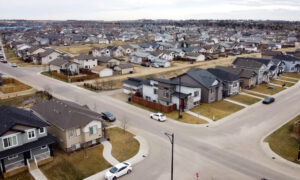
[232,57,269,84]
[207,68,240,97]
[172,69,223,104]
[272,54,300,73]
[0,106,55,176]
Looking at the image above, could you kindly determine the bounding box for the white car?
[105,162,132,180]
[11,63,17,67]
[150,113,166,122]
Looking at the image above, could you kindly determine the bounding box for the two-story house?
[32,49,61,65]
[142,78,201,111]
[32,99,104,153]
[207,68,240,97]
[172,69,223,103]
[0,106,55,177]
[49,57,80,75]
[74,54,98,69]
[272,54,300,73]
[232,57,269,84]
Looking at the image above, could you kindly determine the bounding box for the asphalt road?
[0,63,300,180]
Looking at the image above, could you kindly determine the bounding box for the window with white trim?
[39,127,45,134]
[8,154,18,160]
[69,130,74,138]
[76,128,81,136]
[3,135,18,149]
[89,125,97,136]
[27,129,36,140]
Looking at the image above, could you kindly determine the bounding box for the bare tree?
[121,116,129,134]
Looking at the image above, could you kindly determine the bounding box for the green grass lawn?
[282,73,300,79]
[40,146,111,180]
[227,94,261,105]
[127,102,207,124]
[106,127,140,162]
[270,79,295,87]
[265,115,300,165]
[279,77,299,83]
[250,84,285,95]
[1,171,34,180]
[190,100,244,121]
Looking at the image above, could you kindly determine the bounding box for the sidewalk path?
[277,79,297,84]
[224,99,249,107]
[243,89,270,97]
[186,111,214,123]
[281,76,299,81]
[240,92,264,100]
[102,141,120,165]
[0,88,36,99]
[29,161,48,180]
[84,135,149,180]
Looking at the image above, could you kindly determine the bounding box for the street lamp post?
[164,132,174,180]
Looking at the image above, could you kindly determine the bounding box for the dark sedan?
[262,96,275,104]
[101,111,116,122]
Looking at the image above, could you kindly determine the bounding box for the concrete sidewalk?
[84,135,149,180]
[240,92,264,99]
[186,111,214,123]
[281,76,299,81]
[277,79,298,84]
[29,161,48,180]
[224,99,249,107]
[243,89,270,97]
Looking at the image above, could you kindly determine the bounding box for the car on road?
[150,112,166,122]
[11,63,17,67]
[262,96,275,104]
[101,111,116,122]
[105,162,132,180]
[0,59,7,63]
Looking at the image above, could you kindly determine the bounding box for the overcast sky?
[0,0,299,21]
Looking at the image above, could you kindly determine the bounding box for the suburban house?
[172,69,223,103]
[129,51,150,64]
[114,64,134,75]
[123,78,144,95]
[207,68,240,97]
[273,54,300,73]
[232,57,269,84]
[261,51,283,59]
[32,99,104,153]
[0,106,55,176]
[216,66,257,89]
[184,53,205,62]
[118,45,134,56]
[49,57,80,75]
[74,54,98,69]
[32,49,61,65]
[91,66,113,77]
[142,78,201,111]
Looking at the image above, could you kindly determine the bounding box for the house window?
[89,125,98,136]
[3,135,18,148]
[8,155,18,160]
[154,89,157,94]
[194,91,199,97]
[163,91,169,98]
[71,143,80,151]
[233,82,238,87]
[41,145,47,150]
[39,127,45,134]
[27,129,36,140]
[76,128,81,136]
[69,130,74,138]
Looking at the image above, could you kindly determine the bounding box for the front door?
[24,151,31,160]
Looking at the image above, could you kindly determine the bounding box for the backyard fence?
[132,95,177,113]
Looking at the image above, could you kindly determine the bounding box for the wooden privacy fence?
[132,95,177,113]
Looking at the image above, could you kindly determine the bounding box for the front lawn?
[106,127,140,162]
[279,77,298,83]
[3,48,43,67]
[2,171,34,180]
[40,146,111,180]
[227,94,261,105]
[282,73,300,79]
[242,90,267,98]
[127,102,207,124]
[250,84,285,95]
[270,79,295,87]
[265,115,300,165]
[191,100,244,121]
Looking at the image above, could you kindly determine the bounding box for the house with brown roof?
[32,99,104,153]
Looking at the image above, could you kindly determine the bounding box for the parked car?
[105,162,132,180]
[0,59,7,63]
[150,112,166,122]
[141,62,150,67]
[11,63,18,67]
[101,111,116,122]
[262,96,275,104]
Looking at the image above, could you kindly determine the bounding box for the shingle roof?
[118,63,134,69]
[233,57,264,68]
[123,78,144,87]
[74,54,95,60]
[216,66,256,79]
[149,78,198,88]
[38,49,58,58]
[49,58,69,66]
[32,99,102,130]
[262,51,283,57]
[0,106,49,136]
[185,68,220,88]
[272,54,300,62]
[207,68,240,81]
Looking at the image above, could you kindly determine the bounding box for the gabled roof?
[123,78,144,87]
[232,57,264,69]
[262,51,283,57]
[149,78,198,88]
[118,63,134,69]
[38,49,58,57]
[74,54,95,60]
[207,68,240,81]
[237,57,272,66]
[272,54,300,62]
[216,66,256,79]
[0,106,49,136]
[32,99,102,130]
[49,58,69,66]
[185,68,221,89]
[97,56,113,63]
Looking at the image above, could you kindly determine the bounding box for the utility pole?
[178,76,182,119]
[164,132,174,180]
